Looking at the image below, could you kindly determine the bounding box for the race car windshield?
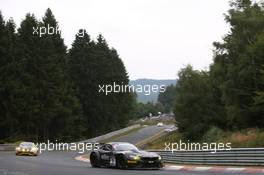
[113,144,139,152]
[20,142,34,147]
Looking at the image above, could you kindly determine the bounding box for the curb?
[165,164,264,174]
[75,155,90,163]
[75,155,264,174]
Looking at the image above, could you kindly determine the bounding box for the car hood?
[20,146,33,149]
[115,150,159,158]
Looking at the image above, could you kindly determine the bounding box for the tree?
[37,8,81,141]
[15,9,82,141]
[173,65,213,140]
[248,35,264,127]
[69,32,134,137]
[0,9,134,142]
[212,0,264,129]
[158,84,176,113]
[0,13,21,141]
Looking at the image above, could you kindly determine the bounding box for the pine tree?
[15,9,81,141]
[0,13,20,140]
[69,32,134,137]
[69,29,98,137]
[36,8,81,141]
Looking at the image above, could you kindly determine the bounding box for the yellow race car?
[15,142,39,156]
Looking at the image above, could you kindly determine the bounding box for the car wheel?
[116,155,127,169]
[90,153,100,168]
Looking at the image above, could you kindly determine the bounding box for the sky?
[1,0,230,80]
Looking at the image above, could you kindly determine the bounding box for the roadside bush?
[203,126,224,142]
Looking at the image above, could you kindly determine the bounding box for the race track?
[0,125,262,175]
[1,151,261,175]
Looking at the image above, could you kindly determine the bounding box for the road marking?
[193,167,212,171]
[225,167,245,172]
[75,155,90,163]
[242,168,264,174]
[166,165,184,170]
[75,156,264,174]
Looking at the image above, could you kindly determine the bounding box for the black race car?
[90,142,163,169]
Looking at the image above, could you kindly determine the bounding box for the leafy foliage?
[173,66,213,140]
[158,84,176,113]
[173,0,264,141]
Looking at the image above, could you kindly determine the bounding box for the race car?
[90,142,163,169]
[15,142,39,156]
[157,122,164,127]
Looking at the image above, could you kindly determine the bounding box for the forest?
[0,9,134,142]
[158,0,264,143]
[1,0,263,145]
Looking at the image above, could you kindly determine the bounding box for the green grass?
[145,131,184,150]
[203,127,264,148]
[145,127,264,150]
[0,140,25,145]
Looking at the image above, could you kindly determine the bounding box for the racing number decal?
[101,154,109,160]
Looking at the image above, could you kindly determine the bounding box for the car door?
[99,144,112,166]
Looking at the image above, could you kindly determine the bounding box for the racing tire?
[116,155,127,169]
[90,153,100,168]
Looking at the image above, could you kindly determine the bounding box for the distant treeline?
[0,9,134,142]
[159,0,264,141]
[130,79,176,103]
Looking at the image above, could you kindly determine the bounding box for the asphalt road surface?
[0,151,261,175]
[113,125,172,144]
[0,125,261,175]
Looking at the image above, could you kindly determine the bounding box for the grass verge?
[203,127,264,148]
[145,131,183,150]
[145,127,264,150]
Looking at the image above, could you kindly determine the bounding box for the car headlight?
[31,147,38,152]
[128,155,140,160]
[134,155,140,160]
[15,147,21,151]
[158,155,162,160]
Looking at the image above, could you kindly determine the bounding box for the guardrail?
[0,144,16,151]
[151,148,264,166]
